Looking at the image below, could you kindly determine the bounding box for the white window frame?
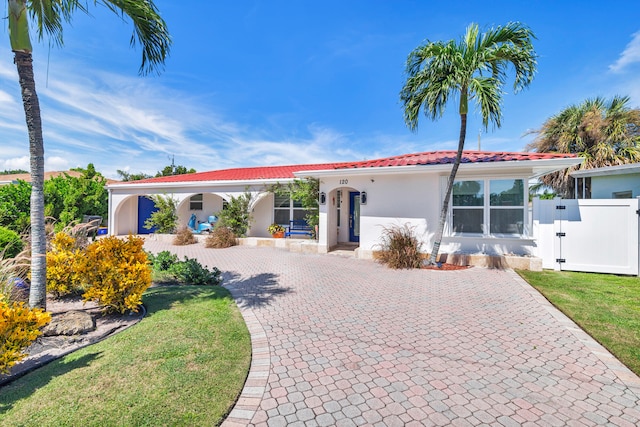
[613,190,632,199]
[273,193,306,226]
[448,177,528,238]
[190,193,203,211]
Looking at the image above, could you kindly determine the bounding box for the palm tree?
[400,22,537,265]
[526,96,640,198]
[8,0,170,309]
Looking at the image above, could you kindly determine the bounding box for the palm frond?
[468,77,502,129]
[27,0,87,46]
[99,0,171,75]
[531,94,640,195]
[400,21,536,133]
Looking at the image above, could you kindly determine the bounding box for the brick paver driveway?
[144,241,640,426]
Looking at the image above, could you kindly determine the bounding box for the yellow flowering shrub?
[46,232,83,298]
[49,231,76,252]
[0,297,51,374]
[80,235,151,314]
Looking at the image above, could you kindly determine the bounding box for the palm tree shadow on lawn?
[223,271,292,309]
[0,352,101,412]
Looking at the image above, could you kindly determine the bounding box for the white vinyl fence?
[532,198,640,275]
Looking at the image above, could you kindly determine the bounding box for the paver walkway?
[144,240,640,426]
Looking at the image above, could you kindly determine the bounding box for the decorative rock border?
[0,302,145,386]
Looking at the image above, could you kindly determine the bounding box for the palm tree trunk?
[428,113,468,265]
[14,51,47,310]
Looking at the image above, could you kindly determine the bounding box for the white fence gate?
[532,198,640,275]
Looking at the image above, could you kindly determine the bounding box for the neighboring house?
[107,150,580,259]
[0,170,119,186]
[570,163,640,199]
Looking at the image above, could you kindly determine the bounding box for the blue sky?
[1,1,640,179]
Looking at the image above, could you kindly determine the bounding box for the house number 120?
[339,179,348,185]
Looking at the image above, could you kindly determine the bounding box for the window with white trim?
[451,178,525,236]
[273,194,306,225]
[613,190,632,199]
[189,193,203,211]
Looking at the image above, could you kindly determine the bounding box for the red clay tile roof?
[336,150,577,169]
[128,162,353,184]
[123,151,576,184]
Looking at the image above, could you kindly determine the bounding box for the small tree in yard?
[144,195,178,234]
[400,22,537,265]
[216,191,254,237]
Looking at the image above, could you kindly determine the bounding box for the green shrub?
[216,191,254,237]
[172,226,197,245]
[148,250,179,271]
[144,194,178,234]
[43,164,108,228]
[148,251,222,286]
[169,257,222,286]
[0,180,31,232]
[205,227,237,248]
[374,224,423,269]
[0,226,23,259]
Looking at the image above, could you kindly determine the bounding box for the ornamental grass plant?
[172,226,197,246]
[205,227,237,249]
[374,223,423,269]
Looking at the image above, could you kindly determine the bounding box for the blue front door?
[137,196,158,234]
[349,192,360,243]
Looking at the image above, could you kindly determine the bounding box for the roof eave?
[570,163,640,178]
[107,177,296,191]
[296,157,584,179]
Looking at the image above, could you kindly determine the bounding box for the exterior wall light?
[319,192,326,204]
[361,191,367,205]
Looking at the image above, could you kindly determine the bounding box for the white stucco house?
[570,162,640,199]
[107,150,581,262]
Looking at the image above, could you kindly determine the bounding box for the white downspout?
[107,188,113,235]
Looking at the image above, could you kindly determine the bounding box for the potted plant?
[268,223,285,238]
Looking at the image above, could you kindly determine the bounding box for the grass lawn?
[0,285,251,426]
[518,270,640,376]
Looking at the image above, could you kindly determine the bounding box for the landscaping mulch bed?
[0,296,144,386]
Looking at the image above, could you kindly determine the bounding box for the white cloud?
[46,156,70,171]
[0,90,15,104]
[610,31,640,73]
[0,156,71,173]
[0,156,29,171]
[0,56,416,179]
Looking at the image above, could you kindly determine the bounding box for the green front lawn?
[0,286,251,426]
[518,270,640,376]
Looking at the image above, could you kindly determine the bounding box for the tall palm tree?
[400,22,537,265]
[526,96,640,198]
[8,0,170,309]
